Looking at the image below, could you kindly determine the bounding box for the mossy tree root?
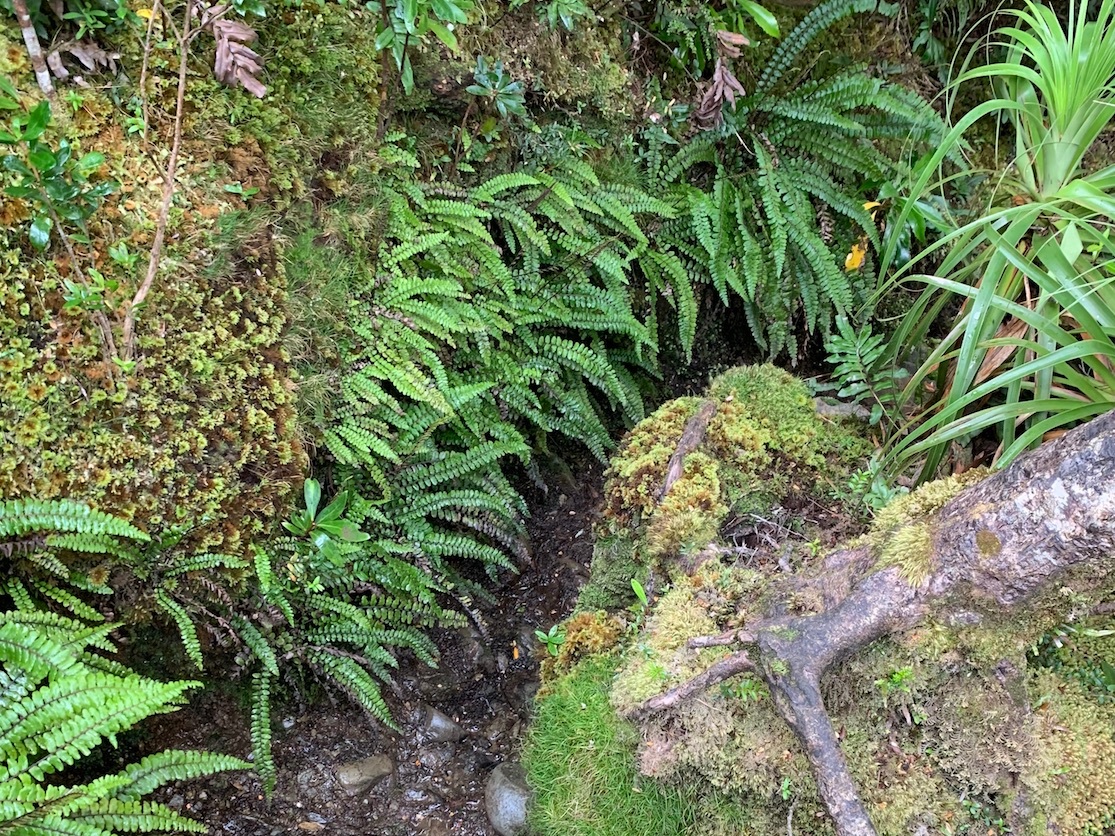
[629,410,1115,836]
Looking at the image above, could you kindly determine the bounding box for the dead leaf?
[47,39,120,82]
[694,59,745,129]
[715,29,750,58]
[297,823,324,832]
[199,4,267,98]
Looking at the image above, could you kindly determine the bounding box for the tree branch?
[122,0,195,362]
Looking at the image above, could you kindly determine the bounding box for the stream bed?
[141,464,602,836]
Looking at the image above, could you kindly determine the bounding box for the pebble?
[420,707,465,743]
[485,762,532,836]
[335,755,394,795]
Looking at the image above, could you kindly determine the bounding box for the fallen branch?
[656,399,718,502]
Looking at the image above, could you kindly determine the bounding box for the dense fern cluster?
[0,603,248,836]
[646,0,946,359]
[325,160,697,592]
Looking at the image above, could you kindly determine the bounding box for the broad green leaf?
[23,101,50,142]
[29,215,52,250]
[28,145,56,173]
[428,20,457,50]
[738,0,779,37]
[303,479,321,519]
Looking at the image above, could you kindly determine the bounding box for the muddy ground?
[134,462,604,836]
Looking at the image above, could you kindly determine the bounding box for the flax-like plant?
[879,0,1115,482]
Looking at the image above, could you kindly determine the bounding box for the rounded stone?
[484,762,531,836]
[335,755,394,795]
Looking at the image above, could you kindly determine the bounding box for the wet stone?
[335,755,394,795]
[485,762,531,836]
[415,742,454,770]
[420,706,464,743]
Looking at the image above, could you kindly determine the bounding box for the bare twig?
[628,649,756,719]
[12,0,53,95]
[138,0,163,145]
[656,399,718,502]
[122,0,195,362]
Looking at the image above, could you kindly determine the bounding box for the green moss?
[575,532,645,613]
[525,656,698,836]
[599,365,869,570]
[975,528,1001,558]
[610,578,723,714]
[1023,675,1115,835]
[868,470,988,583]
[875,522,935,585]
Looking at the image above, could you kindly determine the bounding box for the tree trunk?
[633,409,1115,836]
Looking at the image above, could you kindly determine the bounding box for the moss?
[524,655,698,836]
[575,532,645,613]
[599,365,869,572]
[547,611,624,677]
[644,451,725,558]
[1023,675,1115,835]
[976,528,1002,558]
[876,522,935,585]
[610,578,723,715]
[868,469,988,582]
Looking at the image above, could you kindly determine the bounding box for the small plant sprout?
[631,577,649,607]
[466,56,527,119]
[535,623,565,656]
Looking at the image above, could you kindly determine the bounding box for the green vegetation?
[4,0,1115,827]
[0,605,248,836]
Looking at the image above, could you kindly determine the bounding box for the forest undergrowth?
[2,0,1115,833]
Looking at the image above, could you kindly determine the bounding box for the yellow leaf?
[863,200,882,221]
[136,8,153,18]
[845,241,867,272]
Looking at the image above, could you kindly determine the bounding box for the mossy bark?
[633,410,1115,836]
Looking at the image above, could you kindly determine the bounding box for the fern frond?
[248,670,275,795]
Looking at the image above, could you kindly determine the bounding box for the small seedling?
[631,577,648,607]
[535,624,565,656]
[224,182,260,197]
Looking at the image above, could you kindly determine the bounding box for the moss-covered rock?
[530,365,1115,834]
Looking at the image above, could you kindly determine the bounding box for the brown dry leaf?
[199,5,267,98]
[715,29,749,58]
[47,39,120,83]
[972,316,1029,387]
[694,59,745,129]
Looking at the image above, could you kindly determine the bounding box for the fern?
[153,590,203,672]
[0,610,247,836]
[248,670,276,795]
[647,0,944,361]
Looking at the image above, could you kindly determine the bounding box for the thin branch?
[138,0,162,145]
[12,0,53,95]
[122,0,195,362]
[628,649,755,720]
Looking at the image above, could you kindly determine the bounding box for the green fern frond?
[0,501,149,543]
[305,649,396,730]
[248,670,276,795]
[153,591,202,672]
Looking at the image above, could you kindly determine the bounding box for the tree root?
[629,410,1115,836]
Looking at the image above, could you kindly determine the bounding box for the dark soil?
[138,462,604,836]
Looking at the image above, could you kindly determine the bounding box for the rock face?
[335,755,394,795]
[484,762,531,836]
